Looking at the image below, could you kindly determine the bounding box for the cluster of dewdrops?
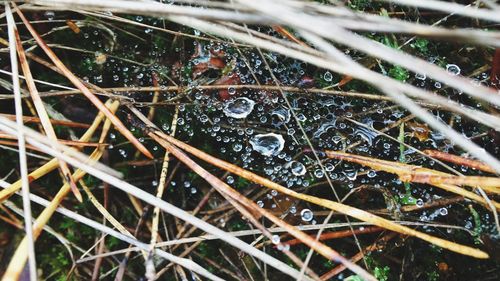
[150,42,481,226]
[101,24,487,231]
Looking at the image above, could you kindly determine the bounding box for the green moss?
[39,243,71,281]
[389,66,410,82]
[412,38,430,54]
[374,266,390,281]
[468,205,483,244]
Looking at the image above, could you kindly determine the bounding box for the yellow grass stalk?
[325,151,500,204]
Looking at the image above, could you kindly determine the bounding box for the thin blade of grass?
[0,114,90,128]
[0,133,107,148]
[423,149,497,174]
[12,21,82,201]
[4,3,37,280]
[282,226,383,247]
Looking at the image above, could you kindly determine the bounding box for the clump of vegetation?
[0,1,499,281]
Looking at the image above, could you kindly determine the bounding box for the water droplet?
[232,143,243,152]
[343,169,358,181]
[416,199,424,207]
[257,200,264,208]
[415,73,426,80]
[446,64,461,75]
[314,169,324,178]
[301,209,314,222]
[271,235,281,244]
[439,208,448,216]
[118,149,128,158]
[324,71,333,82]
[271,107,291,124]
[223,97,255,119]
[250,133,285,156]
[44,11,55,20]
[367,170,377,178]
[288,161,306,176]
[325,163,335,172]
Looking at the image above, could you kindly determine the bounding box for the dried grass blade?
[0,133,107,148]
[423,149,496,174]
[325,151,500,201]
[0,114,91,129]
[273,25,308,47]
[4,3,36,280]
[282,226,383,247]
[11,15,82,202]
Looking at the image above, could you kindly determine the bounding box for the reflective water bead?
[314,169,324,178]
[415,73,426,80]
[367,170,377,178]
[301,209,314,222]
[232,143,243,152]
[289,161,306,176]
[446,64,461,75]
[416,199,424,207]
[223,97,255,119]
[271,235,281,244]
[250,133,285,156]
[324,71,333,82]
